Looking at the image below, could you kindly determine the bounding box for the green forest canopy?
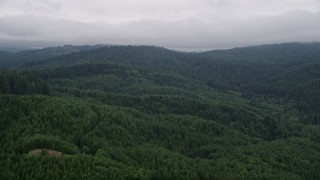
[0,42,320,179]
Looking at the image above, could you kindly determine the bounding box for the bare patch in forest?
[28,149,62,157]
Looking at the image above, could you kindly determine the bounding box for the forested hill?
[201,42,320,66]
[0,45,104,68]
[16,45,105,57]
[0,50,11,55]
[18,42,320,90]
[21,42,320,68]
[1,42,320,179]
[0,51,11,60]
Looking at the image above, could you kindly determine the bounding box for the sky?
[0,0,319,50]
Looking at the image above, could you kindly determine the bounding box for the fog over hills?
[0,0,319,50]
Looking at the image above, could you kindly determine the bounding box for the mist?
[0,0,319,50]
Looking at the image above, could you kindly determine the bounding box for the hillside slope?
[1,43,320,179]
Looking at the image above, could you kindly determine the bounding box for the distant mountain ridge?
[0,50,12,55]
[1,42,319,68]
[201,42,320,67]
[0,44,106,68]
[1,42,320,91]
[14,41,319,117]
[16,44,106,56]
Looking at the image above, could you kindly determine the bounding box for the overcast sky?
[0,0,319,50]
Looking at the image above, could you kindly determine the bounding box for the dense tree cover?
[213,138,320,179]
[0,43,320,179]
[0,45,103,68]
[1,94,319,179]
[2,43,319,91]
[20,45,279,90]
[0,71,49,95]
[0,50,11,56]
[245,64,320,124]
[201,42,320,66]
[0,95,245,179]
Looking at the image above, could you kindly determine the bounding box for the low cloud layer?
[0,0,319,50]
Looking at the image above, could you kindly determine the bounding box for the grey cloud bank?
[0,0,319,50]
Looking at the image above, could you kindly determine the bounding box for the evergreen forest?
[1,43,320,179]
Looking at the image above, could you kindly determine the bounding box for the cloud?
[0,0,319,49]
